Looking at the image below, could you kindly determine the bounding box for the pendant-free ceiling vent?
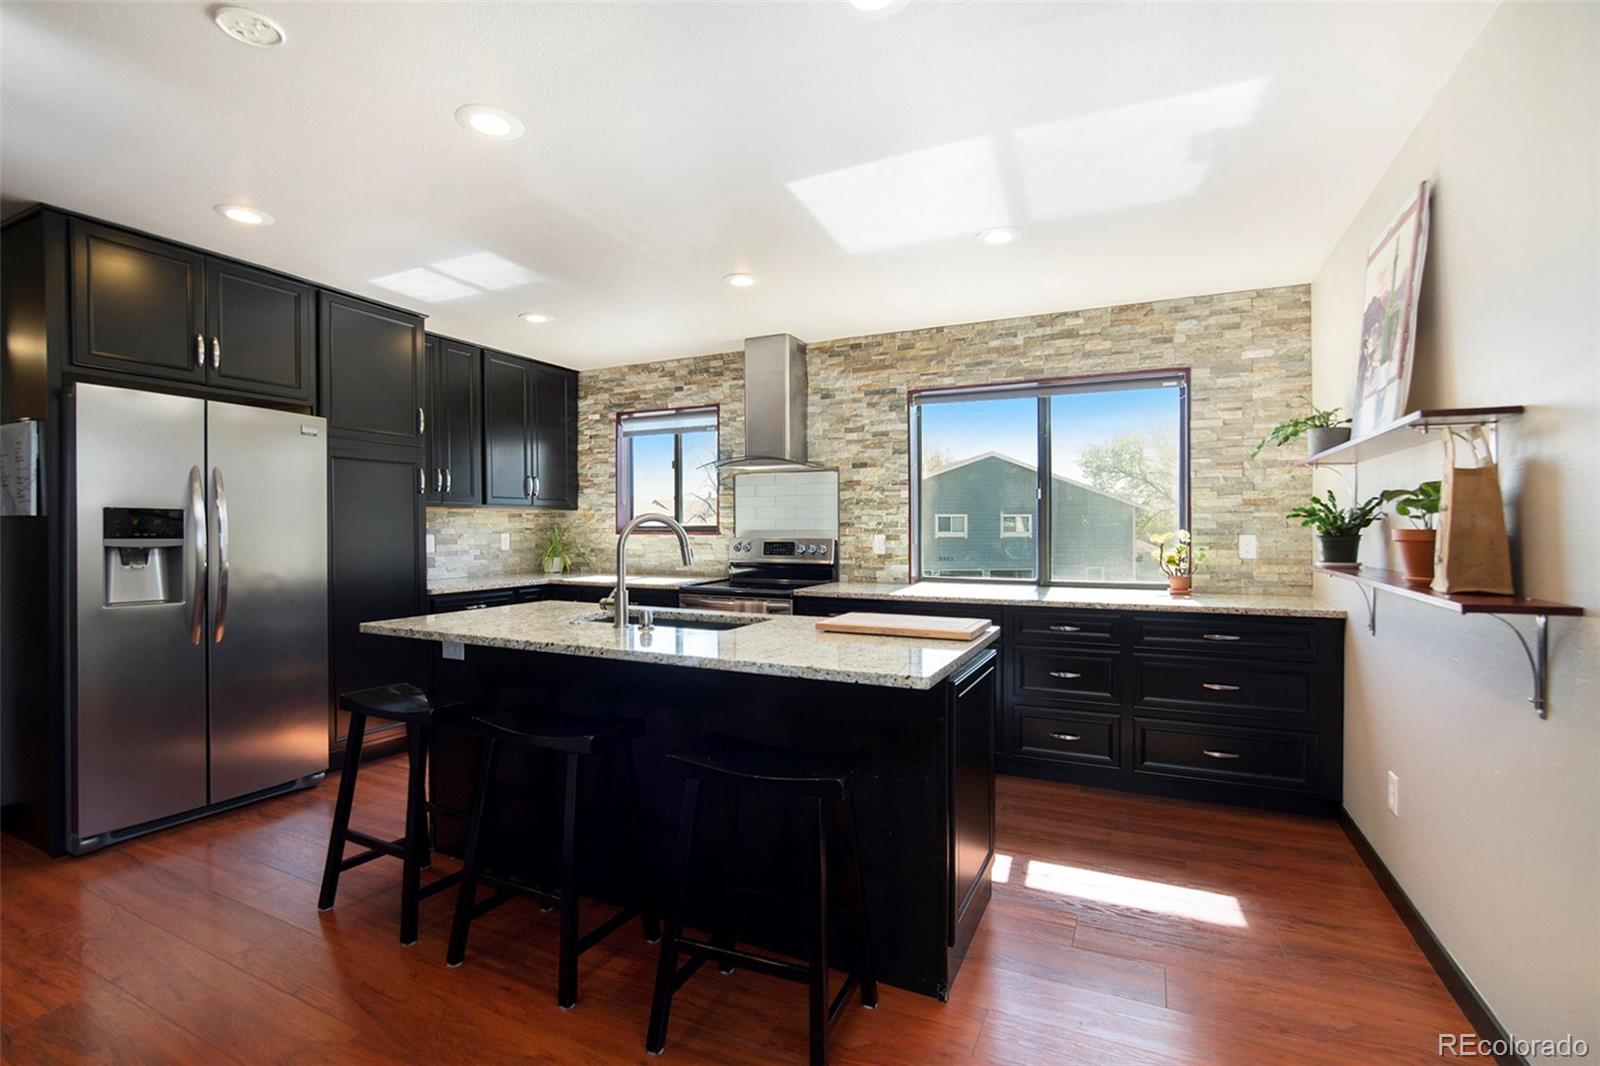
[213,7,287,48]
[715,334,822,474]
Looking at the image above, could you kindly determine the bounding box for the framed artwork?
[1352,181,1431,437]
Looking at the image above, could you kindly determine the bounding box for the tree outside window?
[616,407,720,532]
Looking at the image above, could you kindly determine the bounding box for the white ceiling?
[1,2,1495,370]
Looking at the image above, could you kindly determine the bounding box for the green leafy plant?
[1286,490,1386,536]
[1380,480,1442,530]
[1150,529,1207,577]
[1252,396,1352,457]
[540,527,590,573]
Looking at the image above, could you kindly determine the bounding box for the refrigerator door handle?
[212,467,230,643]
[188,465,207,645]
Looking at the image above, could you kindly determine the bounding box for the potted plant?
[1380,480,1441,585]
[1151,530,1207,596]
[1253,396,1353,458]
[540,527,588,575]
[1286,490,1385,567]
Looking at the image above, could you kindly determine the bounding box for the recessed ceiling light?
[847,0,909,15]
[977,226,1019,246]
[213,6,286,48]
[214,204,274,226]
[519,312,553,324]
[455,104,525,141]
[723,273,760,288]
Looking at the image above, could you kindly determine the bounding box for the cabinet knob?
[524,474,533,498]
[418,407,425,434]
[195,334,205,368]
[1049,624,1081,633]
[418,467,425,494]
[1048,732,1082,742]
[445,469,452,494]
[1202,682,1241,692]
[1202,749,1242,760]
[1047,671,1083,680]
[1203,633,1241,641]
[210,336,221,370]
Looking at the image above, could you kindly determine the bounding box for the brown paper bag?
[1431,426,1514,594]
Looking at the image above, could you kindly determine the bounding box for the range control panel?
[729,536,835,562]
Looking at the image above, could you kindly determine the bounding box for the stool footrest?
[344,829,406,857]
[480,873,559,909]
[829,973,860,1024]
[574,905,641,955]
[676,936,810,985]
[416,871,464,900]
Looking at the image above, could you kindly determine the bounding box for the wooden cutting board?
[814,612,990,641]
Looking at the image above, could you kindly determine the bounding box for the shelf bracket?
[1357,583,1378,635]
[1487,613,1551,718]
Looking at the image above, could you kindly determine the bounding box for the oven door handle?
[678,593,793,615]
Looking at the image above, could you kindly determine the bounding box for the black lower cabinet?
[328,441,426,762]
[797,596,1344,813]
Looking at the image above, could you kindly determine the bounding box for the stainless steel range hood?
[715,333,821,473]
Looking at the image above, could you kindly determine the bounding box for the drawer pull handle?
[1202,749,1241,760]
[1048,671,1083,680]
[1048,732,1082,742]
[1203,633,1241,641]
[1202,682,1242,692]
[1049,624,1082,633]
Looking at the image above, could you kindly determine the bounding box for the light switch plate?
[872,534,887,555]
[442,640,465,661]
[500,532,511,550]
[1238,533,1258,560]
[425,533,435,554]
[1387,771,1400,815]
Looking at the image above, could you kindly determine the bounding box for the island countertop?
[795,580,1345,618]
[361,599,1000,690]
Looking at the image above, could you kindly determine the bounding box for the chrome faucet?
[614,512,694,629]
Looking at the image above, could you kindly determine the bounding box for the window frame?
[999,512,1033,539]
[907,368,1189,588]
[614,404,721,534]
[934,513,969,539]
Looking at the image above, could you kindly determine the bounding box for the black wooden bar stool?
[446,708,660,1010]
[646,733,877,1065]
[317,682,461,946]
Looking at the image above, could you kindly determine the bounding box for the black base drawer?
[1012,646,1119,705]
[1133,719,1315,791]
[1009,609,1119,647]
[1133,616,1317,659]
[1015,709,1118,767]
[428,590,515,613]
[1134,656,1312,723]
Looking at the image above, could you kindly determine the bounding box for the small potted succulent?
[1286,490,1385,567]
[1380,480,1441,585]
[540,527,588,575]
[1151,530,1207,596]
[1253,396,1353,458]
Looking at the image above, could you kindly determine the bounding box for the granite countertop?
[361,600,1001,690]
[795,580,1345,619]
[427,572,708,596]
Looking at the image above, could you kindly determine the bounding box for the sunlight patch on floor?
[992,852,1248,927]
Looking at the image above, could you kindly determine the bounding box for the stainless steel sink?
[576,612,766,632]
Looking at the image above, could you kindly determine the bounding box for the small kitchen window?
[1000,513,1033,538]
[909,370,1189,586]
[616,406,720,533]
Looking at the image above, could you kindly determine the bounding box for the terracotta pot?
[1167,574,1192,597]
[1392,528,1437,585]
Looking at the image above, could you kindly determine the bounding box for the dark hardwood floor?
[2,761,1471,1063]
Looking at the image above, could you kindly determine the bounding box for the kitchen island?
[361,600,1002,1000]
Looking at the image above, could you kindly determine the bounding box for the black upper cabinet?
[483,349,534,505]
[320,292,424,449]
[424,335,483,505]
[70,220,207,384]
[481,349,577,509]
[70,219,314,403]
[532,361,578,508]
[205,259,315,402]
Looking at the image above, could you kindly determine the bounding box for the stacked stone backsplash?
[428,285,1312,593]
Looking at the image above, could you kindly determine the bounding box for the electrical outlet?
[425,534,435,554]
[872,534,887,555]
[1238,533,1258,560]
[1387,771,1400,816]
[500,532,511,551]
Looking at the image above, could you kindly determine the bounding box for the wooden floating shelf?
[1311,564,1583,617]
[1297,407,1525,467]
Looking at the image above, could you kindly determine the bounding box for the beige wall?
[430,286,1315,587]
[1310,2,1599,1055]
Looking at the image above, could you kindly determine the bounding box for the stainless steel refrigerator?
[70,382,328,852]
